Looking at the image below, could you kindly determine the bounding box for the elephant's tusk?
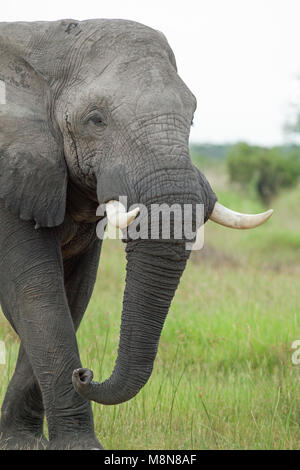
[105,200,140,229]
[209,202,273,229]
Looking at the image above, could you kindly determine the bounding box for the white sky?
[2,0,300,145]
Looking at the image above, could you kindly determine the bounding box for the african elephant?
[0,19,272,450]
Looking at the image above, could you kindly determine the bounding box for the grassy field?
[0,162,299,449]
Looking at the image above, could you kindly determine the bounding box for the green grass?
[0,167,299,449]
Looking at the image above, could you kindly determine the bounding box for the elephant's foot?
[0,431,48,450]
[47,433,103,450]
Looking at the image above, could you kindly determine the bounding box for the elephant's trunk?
[72,158,214,405]
[71,158,273,405]
[72,239,188,405]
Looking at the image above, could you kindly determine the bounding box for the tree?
[227,142,300,204]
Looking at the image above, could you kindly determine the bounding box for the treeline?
[191,142,300,204]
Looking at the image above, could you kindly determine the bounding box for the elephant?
[0,19,273,450]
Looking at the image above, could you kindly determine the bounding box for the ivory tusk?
[209,202,273,229]
[105,200,140,229]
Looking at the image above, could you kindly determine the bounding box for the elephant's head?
[0,19,273,405]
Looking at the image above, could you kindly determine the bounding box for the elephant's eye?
[88,112,105,127]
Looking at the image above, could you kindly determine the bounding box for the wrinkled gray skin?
[0,19,217,450]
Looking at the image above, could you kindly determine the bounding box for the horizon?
[190,140,300,148]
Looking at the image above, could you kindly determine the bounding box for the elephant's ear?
[0,48,67,227]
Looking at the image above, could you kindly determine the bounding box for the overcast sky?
[2,0,300,145]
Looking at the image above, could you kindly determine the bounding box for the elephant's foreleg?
[0,207,101,449]
[0,238,102,450]
[0,345,46,450]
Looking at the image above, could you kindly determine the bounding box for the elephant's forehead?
[89,56,174,89]
[62,55,194,120]
[76,61,186,103]
[61,26,174,94]
[81,37,172,79]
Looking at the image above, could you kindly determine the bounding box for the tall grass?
[0,167,299,449]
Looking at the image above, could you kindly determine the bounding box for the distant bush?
[227,142,300,204]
